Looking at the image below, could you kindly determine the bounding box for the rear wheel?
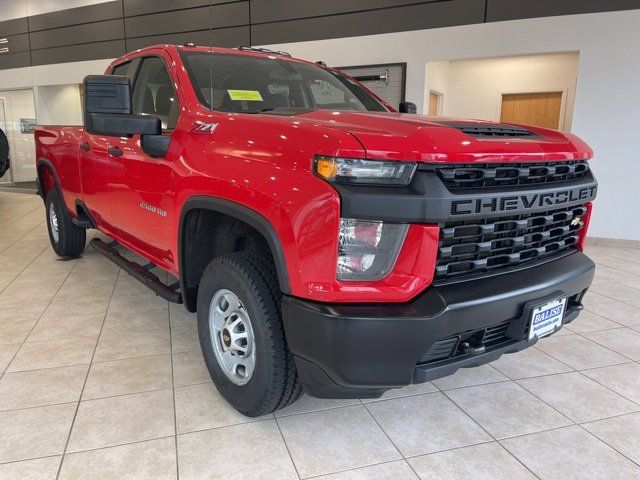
[197,252,301,416]
[45,189,86,257]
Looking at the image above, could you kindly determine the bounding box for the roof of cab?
[109,44,324,70]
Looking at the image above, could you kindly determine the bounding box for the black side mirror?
[399,101,417,114]
[83,75,161,138]
[83,75,169,157]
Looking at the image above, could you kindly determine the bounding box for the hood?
[289,110,593,163]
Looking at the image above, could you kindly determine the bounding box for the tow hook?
[462,341,486,356]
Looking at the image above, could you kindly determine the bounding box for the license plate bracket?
[528,296,567,340]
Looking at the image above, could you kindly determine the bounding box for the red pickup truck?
[35,44,597,416]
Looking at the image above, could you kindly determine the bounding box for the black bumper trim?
[282,252,595,399]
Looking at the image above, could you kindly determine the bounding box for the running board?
[72,215,94,229]
[90,238,183,304]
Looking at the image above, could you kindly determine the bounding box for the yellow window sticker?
[227,90,263,101]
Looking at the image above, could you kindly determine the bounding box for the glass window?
[181,52,387,114]
[111,62,131,77]
[131,57,179,130]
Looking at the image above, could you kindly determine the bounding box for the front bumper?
[282,251,595,399]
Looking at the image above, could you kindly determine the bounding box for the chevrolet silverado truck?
[35,44,597,416]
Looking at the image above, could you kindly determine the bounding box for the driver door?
[107,53,180,268]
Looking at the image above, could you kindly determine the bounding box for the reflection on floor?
[1,190,640,479]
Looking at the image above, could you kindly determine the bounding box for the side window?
[131,57,179,130]
[111,62,130,77]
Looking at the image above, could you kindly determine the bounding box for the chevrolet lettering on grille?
[451,185,597,216]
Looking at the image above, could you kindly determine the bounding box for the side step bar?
[72,215,94,229]
[90,238,183,304]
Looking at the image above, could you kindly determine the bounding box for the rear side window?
[131,57,179,130]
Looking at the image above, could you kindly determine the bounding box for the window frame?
[128,55,181,132]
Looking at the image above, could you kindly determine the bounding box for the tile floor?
[1,190,640,479]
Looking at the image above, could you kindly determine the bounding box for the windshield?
[181,51,388,114]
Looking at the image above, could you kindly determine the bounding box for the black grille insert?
[437,161,590,191]
[418,320,512,364]
[436,204,587,281]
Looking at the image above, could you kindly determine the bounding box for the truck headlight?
[314,156,416,186]
[337,219,408,281]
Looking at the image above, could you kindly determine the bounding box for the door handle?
[80,143,91,151]
[108,147,123,157]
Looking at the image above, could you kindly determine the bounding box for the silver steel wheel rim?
[209,289,256,386]
[49,202,59,243]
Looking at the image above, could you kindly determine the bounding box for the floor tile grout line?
[273,415,303,479]
[0,249,81,383]
[575,422,640,470]
[574,369,640,408]
[0,434,179,466]
[359,399,422,479]
[442,387,540,478]
[55,267,120,480]
[166,300,180,480]
[572,329,638,362]
[516,373,640,424]
[3,348,197,374]
[0,243,51,296]
[0,453,63,468]
[302,457,419,480]
[0,215,45,256]
[439,388,544,479]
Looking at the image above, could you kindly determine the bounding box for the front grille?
[436,204,587,281]
[438,122,537,138]
[437,161,590,191]
[418,320,512,364]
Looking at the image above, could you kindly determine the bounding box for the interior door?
[428,91,440,116]
[107,54,180,268]
[500,92,563,129]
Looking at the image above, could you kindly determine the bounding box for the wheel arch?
[36,158,61,200]
[178,196,291,312]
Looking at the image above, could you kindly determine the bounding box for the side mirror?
[83,75,161,138]
[83,75,169,157]
[399,101,417,114]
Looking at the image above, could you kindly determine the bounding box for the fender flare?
[178,196,291,312]
[36,158,63,199]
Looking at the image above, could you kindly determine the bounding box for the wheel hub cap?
[209,289,256,385]
[49,203,59,243]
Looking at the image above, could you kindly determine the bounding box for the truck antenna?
[209,0,214,109]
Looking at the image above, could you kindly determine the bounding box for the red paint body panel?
[35,45,595,304]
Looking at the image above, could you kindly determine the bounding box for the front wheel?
[197,253,301,416]
[45,189,86,257]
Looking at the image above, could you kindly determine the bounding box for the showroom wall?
[34,85,83,126]
[426,53,580,132]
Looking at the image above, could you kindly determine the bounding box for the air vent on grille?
[418,320,512,364]
[436,161,590,191]
[439,122,536,137]
[436,205,587,281]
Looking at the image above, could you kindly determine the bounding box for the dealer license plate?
[528,297,566,340]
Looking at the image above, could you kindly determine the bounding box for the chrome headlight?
[314,156,417,186]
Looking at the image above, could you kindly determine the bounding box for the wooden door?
[500,92,562,129]
[428,91,440,116]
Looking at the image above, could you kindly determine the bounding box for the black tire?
[0,128,8,179]
[45,189,86,258]
[197,252,301,416]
